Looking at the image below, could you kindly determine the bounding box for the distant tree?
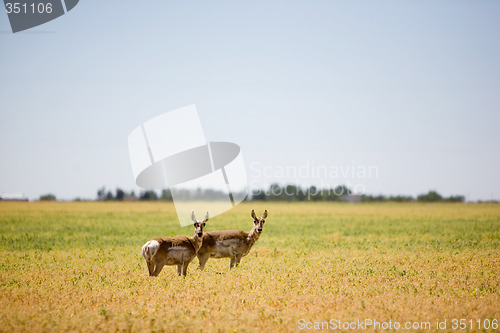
[123,190,138,201]
[334,185,351,197]
[115,188,125,201]
[417,190,443,202]
[168,188,191,200]
[388,195,414,202]
[161,189,173,201]
[140,190,158,201]
[306,186,322,201]
[320,188,335,201]
[296,187,306,201]
[251,189,267,201]
[97,187,106,201]
[444,195,465,203]
[284,185,299,201]
[361,194,387,202]
[105,191,114,201]
[267,183,283,201]
[39,193,56,201]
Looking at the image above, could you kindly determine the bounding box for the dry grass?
[0,201,499,332]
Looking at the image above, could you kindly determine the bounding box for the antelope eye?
[262,220,265,223]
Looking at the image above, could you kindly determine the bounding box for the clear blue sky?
[1,1,499,201]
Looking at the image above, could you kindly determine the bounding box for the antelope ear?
[262,210,268,219]
[191,211,197,223]
[204,212,209,222]
[251,209,256,219]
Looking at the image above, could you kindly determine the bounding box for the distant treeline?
[96,187,171,201]
[90,184,466,203]
[95,187,228,202]
[250,184,465,202]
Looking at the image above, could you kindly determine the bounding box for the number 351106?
[5,2,53,14]
[451,319,498,330]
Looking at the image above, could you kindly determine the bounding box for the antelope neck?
[247,226,260,245]
[189,233,203,252]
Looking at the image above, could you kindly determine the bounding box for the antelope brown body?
[142,211,208,277]
[197,210,267,270]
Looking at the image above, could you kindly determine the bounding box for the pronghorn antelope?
[197,209,267,270]
[142,211,208,277]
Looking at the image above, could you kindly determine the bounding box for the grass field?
[0,201,499,332]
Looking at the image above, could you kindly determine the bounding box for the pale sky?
[1,1,499,201]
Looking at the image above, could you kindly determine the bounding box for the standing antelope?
[142,211,208,277]
[197,209,268,270]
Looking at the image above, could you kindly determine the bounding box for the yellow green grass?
[0,201,499,332]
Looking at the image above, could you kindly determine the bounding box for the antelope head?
[191,211,209,237]
[251,209,267,234]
